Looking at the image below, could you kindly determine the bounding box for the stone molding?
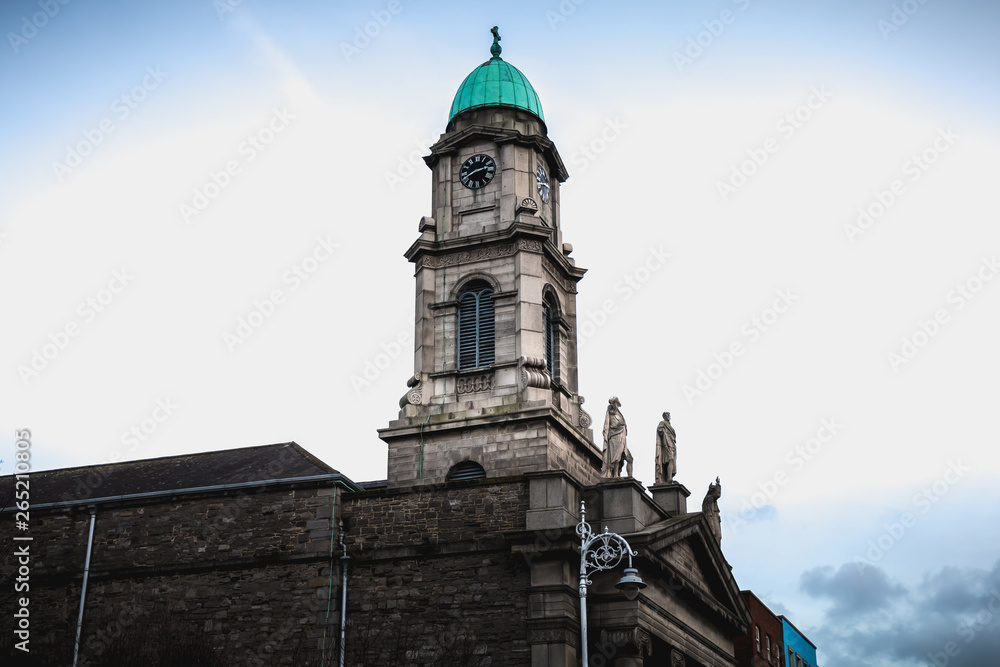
[419,238,544,269]
[543,256,578,294]
[599,627,652,657]
[456,372,495,394]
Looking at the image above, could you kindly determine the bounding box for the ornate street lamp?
[576,500,646,665]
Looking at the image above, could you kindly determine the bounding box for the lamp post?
[576,500,645,666]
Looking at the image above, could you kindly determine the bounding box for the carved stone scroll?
[577,395,592,429]
[398,375,424,408]
[518,356,550,390]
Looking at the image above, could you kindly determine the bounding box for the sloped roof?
[1,442,354,506]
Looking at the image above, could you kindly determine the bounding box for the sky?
[2,1,999,665]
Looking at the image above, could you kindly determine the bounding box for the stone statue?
[602,396,633,478]
[702,476,722,546]
[655,412,677,484]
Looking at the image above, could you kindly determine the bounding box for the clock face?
[536,165,550,204]
[459,154,496,189]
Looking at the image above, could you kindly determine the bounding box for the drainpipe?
[73,506,97,667]
[339,529,349,667]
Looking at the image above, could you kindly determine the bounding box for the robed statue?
[602,396,633,478]
[655,412,677,484]
[702,476,722,546]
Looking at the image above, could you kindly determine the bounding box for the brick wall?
[735,591,785,667]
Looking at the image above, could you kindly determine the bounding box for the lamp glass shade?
[616,568,645,600]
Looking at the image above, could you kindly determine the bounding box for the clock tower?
[380,28,602,487]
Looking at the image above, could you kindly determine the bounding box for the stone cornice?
[425,124,568,182]
[379,404,601,462]
[404,223,587,286]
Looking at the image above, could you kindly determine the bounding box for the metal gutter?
[1,473,361,512]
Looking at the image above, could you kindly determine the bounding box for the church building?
[1,28,787,667]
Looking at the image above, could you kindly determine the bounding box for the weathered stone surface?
[3,480,345,665]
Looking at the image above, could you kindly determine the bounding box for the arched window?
[543,296,559,381]
[447,460,486,482]
[458,280,495,370]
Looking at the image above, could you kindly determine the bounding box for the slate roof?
[1,442,354,507]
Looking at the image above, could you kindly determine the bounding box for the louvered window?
[447,460,486,481]
[458,281,495,370]
[543,299,558,381]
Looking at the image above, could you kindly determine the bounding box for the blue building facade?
[781,616,818,667]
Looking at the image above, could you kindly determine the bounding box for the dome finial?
[490,26,502,60]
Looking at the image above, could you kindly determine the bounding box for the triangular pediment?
[629,513,751,633]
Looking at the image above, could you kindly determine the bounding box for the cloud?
[800,563,906,619]
[800,560,1000,667]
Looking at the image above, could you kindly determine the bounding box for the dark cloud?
[801,560,1000,666]
[800,563,906,619]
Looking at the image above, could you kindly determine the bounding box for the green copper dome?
[448,28,544,123]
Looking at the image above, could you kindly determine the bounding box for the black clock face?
[536,165,550,203]
[460,154,496,189]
